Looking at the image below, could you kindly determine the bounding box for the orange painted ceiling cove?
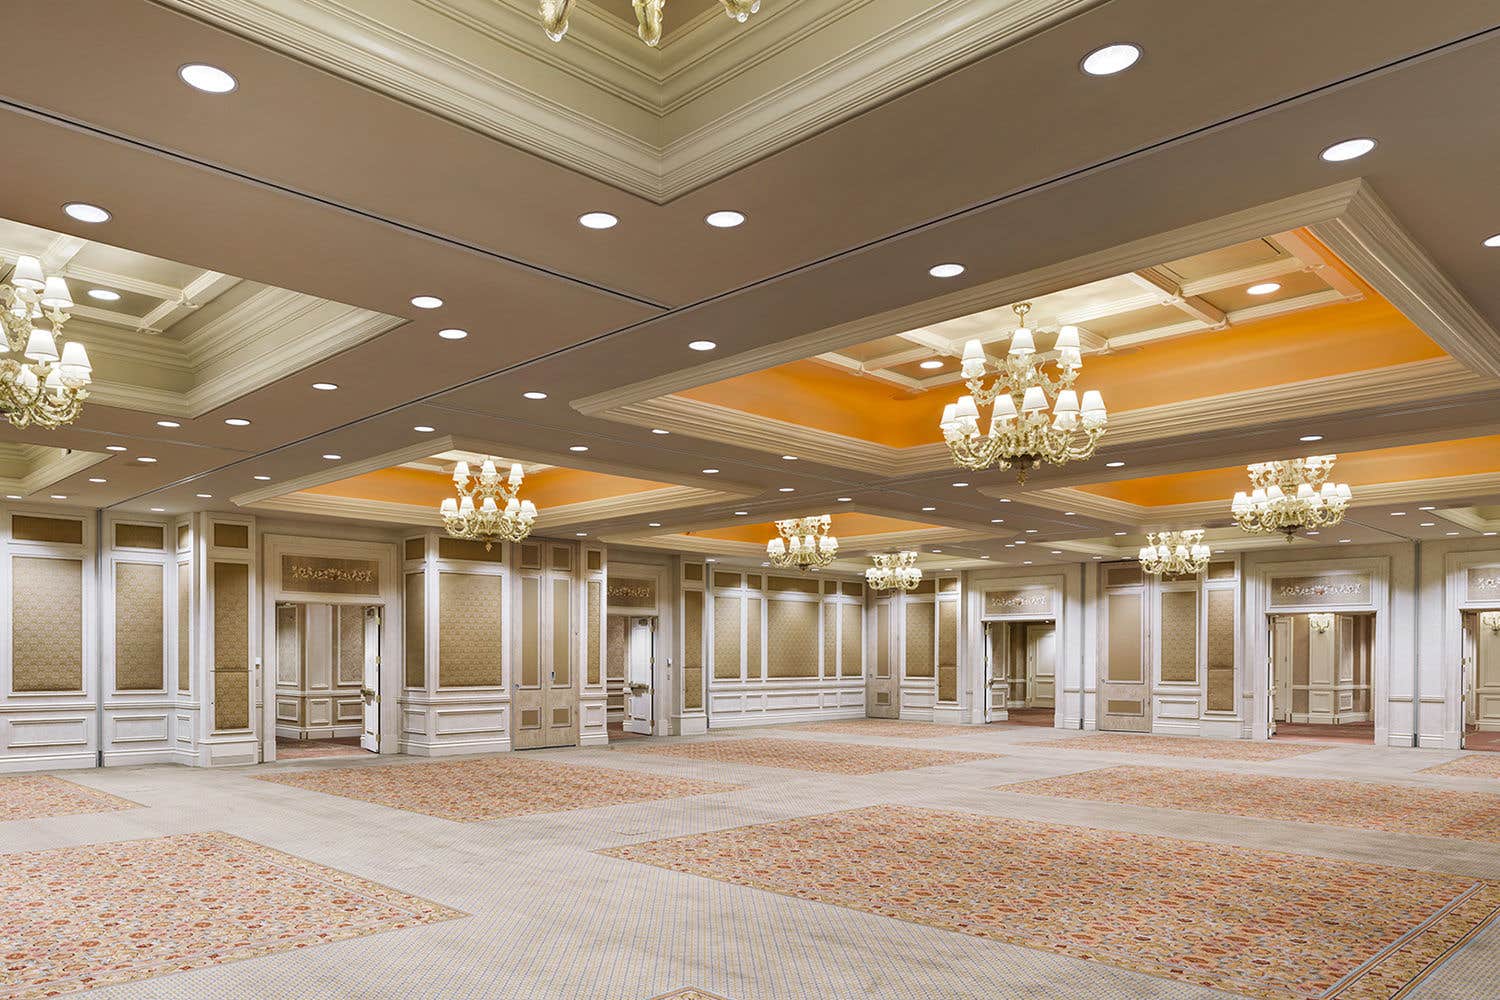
[687,511,939,543]
[1075,435,1500,506]
[306,464,673,508]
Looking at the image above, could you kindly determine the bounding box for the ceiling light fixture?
[578,212,619,229]
[410,295,443,309]
[156,420,180,429]
[1231,455,1351,540]
[523,391,548,400]
[734,510,749,516]
[413,425,435,433]
[106,445,127,452]
[688,340,717,351]
[941,303,1106,482]
[322,453,341,461]
[1300,434,1323,442]
[919,360,945,370]
[1321,138,1376,162]
[540,0,758,47]
[87,289,120,302]
[1138,529,1211,577]
[651,428,669,435]
[778,486,795,493]
[178,63,237,93]
[921,506,936,512]
[570,445,589,452]
[866,551,921,592]
[253,475,271,481]
[1484,234,1500,248]
[648,522,662,527]
[836,496,852,502]
[63,203,111,224]
[441,458,537,550]
[50,494,66,500]
[312,382,338,391]
[1105,461,1125,468]
[137,456,157,463]
[0,253,94,428]
[767,515,837,570]
[88,477,106,484]
[705,211,745,228]
[438,328,468,340]
[928,263,965,278]
[782,455,797,461]
[1080,43,1141,76]
[224,418,251,426]
[1247,282,1282,295]
[150,506,165,512]
[702,468,719,474]
[196,493,213,499]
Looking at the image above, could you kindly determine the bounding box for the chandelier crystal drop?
[1230,455,1351,541]
[865,550,922,592]
[940,303,1107,482]
[439,458,538,550]
[0,254,93,429]
[538,0,759,47]
[1137,529,1211,577]
[766,514,838,571]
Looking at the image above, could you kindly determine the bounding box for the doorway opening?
[983,619,1056,725]
[272,602,381,760]
[1268,612,1374,743]
[607,613,656,740]
[1461,609,1500,751]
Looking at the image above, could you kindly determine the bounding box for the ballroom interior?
[1,2,1498,999]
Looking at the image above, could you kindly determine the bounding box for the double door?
[866,598,899,718]
[514,546,579,749]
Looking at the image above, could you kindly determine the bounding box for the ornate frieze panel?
[281,555,380,596]
[983,586,1054,618]
[1268,573,1372,609]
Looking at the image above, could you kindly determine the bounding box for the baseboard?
[102,748,181,768]
[399,735,510,757]
[0,750,96,773]
[675,715,709,736]
[707,709,864,730]
[579,732,609,746]
[931,705,965,726]
[1417,733,1454,749]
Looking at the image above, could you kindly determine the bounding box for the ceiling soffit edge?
[0,447,110,496]
[160,0,1097,200]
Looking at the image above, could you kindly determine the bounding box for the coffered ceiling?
[1,0,1499,571]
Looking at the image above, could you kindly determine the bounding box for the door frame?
[1441,549,1500,749]
[969,569,1075,729]
[606,559,673,737]
[260,534,400,763]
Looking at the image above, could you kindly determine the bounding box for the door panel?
[545,576,578,746]
[1098,590,1150,732]
[625,617,654,735]
[361,606,380,752]
[866,599,898,718]
[513,546,581,750]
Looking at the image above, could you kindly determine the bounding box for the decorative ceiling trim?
[0,445,110,496]
[603,523,986,557]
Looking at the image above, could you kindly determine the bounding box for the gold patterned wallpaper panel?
[12,556,83,692]
[937,600,958,701]
[875,602,890,678]
[337,605,366,686]
[767,599,818,678]
[214,523,250,549]
[840,604,863,677]
[1206,588,1236,712]
[12,515,83,545]
[212,561,251,730]
[587,580,602,687]
[904,602,934,679]
[114,522,164,550]
[714,595,742,680]
[683,590,703,709]
[177,560,190,692]
[114,562,165,691]
[404,572,425,688]
[1159,590,1198,684]
[606,613,626,711]
[822,603,836,678]
[276,604,301,686]
[437,572,503,687]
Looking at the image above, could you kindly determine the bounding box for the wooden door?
[1027,622,1057,709]
[1098,587,1150,732]
[866,598,899,718]
[624,617,654,735]
[360,606,380,752]
[513,544,581,750]
[1469,610,1500,744]
[1270,614,1294,727]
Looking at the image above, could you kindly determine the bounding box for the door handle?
[360,686,379,703]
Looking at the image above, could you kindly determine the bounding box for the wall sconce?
[1308,612,1335,633]
[1482,610,1500,634]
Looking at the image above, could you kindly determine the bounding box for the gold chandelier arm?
[720,0,759,20]
[538,0,575,40]
[633,0,665,46]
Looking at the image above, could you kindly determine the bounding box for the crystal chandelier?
[1230,455,1351,541]
[865,551,921,592]
[539,0,759,47]
[939,303,1107,482]
[766,515,837,571]
[439,458,538,550]
[1137,529,1211,577]
[1,255,93,429]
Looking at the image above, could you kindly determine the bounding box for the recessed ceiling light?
[413,425,435,433]
[1307,530,1320,536]
[705,210,745,228]
[648,522,662,527]
[578,212,618,230]
[1486,532,1498,537]
[312,382,338,391]
[6,494,22,499]
[570,445,590,453]
[87,288,120,302]
[64,202,111,224]
[1064,511,1076,516]
[410,295,443,309]
[1390,511,1407,516]
[156,420,180,428]
[919,360,945,370]
[1484,233,1500,248]
[836,496,852,502]
[1113,531,1127,536]
[1247,282,1281,296]
[224,418,251,426]
[782,455,797,461]
[778,487,795,493]
[952,481,969,487]
[1420,522,1436,527]
[88,477,106,483]
[998,498,1011,503]
[980,555,990,559]
[438,328,467,340]
[1446,531,1460,536]
[575,531,588,537]
[688,340,717,351]
[523,391,547,400]
[702,468,719,474]
[921,506,936,512]
[150,507,165,512]
[1105,460,1125,468]
[990,518,1004,523]
[1300,434,1324,442]
[50,495,66,500]
[1023,560,1033,566]
[179,63,237,93]
[1419,506,1436,511]
[1050,550,1062,556]
[705,558,717,564]
[1092,555,1103,560]
[931,549,942,554]
[106,445,127,452]
[253,475,271,481]
[1025,528,1038,534]
[196,493,213,499]
[137,456,157,463]
[1338,538,1352,543]
[651,428,669,435]
[734,510,749,515]
[1081,43,1141,76]
[322,454,341,460]
[928,263,965,278]
[1321,138,1376,162]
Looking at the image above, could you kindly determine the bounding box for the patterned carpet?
[255,756,740,822]
[1002,765,1500,843]
[1037,732,1322,760]
[624,738,998,775]
[785,719,967,739]
[1424,754,1500,778]
[603,805,1500,1000]
[0,831,461,999]
[0,774,139,822]
[275,737,368,759]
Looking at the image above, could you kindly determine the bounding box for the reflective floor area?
[1,724,1496,999]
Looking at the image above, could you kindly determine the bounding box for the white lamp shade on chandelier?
[1138,529,1211,577]
[767,514,838,570]
[440,457,538,549]
[1,254,93,429]
[866,551,922,592]
[941,303,1106,482]
[1231,455,1351,540]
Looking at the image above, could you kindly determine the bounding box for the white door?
[1027,622,1057,709]
[1271,614,1294,727]
[625,617,654,735]
[360,606,381,752]
[866,598,899,718]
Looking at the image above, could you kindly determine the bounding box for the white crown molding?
[0,446,110,496]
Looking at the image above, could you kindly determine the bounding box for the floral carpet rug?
[785,719,968,739]
[1001,765,1500,843]
[1423,754,1500,778]
[274,737,368,759]
[0,831,461,999]
[255,756,739,822]
[624,738,998,775]
[0,774,140,822]
[1035,732,1321,760]
[602,805,1500,1000]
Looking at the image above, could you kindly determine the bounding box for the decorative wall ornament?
[983,587,1054,617]
[539,0,759,47]
[766,514,838,571]
[1138,529,1211,577]
[1231,455,1350,540]
[440,458,537,550]
[1308,612,1336,633]
[0,254,93,429]
[939,303,1107,482]
[280,555,380,595]
[1481,610,1500,634]
[865,551,921,592]
[1268,573,1373,608]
